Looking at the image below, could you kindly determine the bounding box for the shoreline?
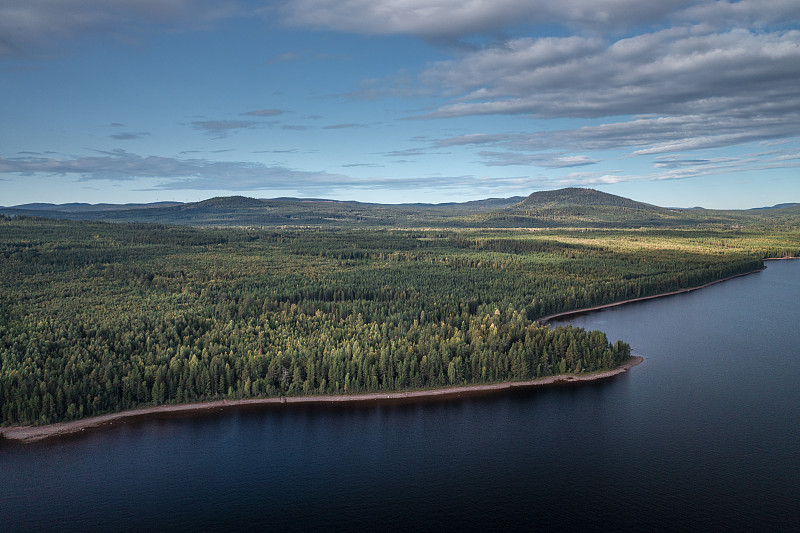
[4,258,794,445]
[0,356,642,444]
[536,265,771,325]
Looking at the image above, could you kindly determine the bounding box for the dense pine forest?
[1,190,799,426]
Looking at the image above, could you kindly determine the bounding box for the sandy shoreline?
[0,356,642,443]
[538,257,799,325]
[536,266,769,325]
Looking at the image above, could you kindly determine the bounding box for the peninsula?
[0,356,642,443]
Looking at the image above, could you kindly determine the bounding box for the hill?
[9,201,182,212]
[0,195,524,227]
[2,188,798,229]
[513,187,660,210]
[751,202,800,210]
[472,187,694,228]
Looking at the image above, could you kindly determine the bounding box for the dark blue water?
[3,260,799,532]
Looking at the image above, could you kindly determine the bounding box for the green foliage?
[1,217,797,426]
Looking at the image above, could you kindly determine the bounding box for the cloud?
[652,157,719,169]
[12,146,795,197]
[419,28,800,119]
[530,114,792,153]
[191,120,259,138]
[0,150,346,190]
[435,112,800,167]
[0,149,556,195]
[323,123,367,129]
[677,0,800,30]
[434,133,508,147]
[267,50,305,64]
[418,25,800,167]
[477,152,599,168]
[242,108,285,117]
[346,72,423,100]
[557,171,627,186]
[110,131,150,140]
[275,0,692,38]
[431,115,800,187]
[266,49,343,64]
[0,0,241,57]
[557,146,800,187]
[381,148,440,158]
[323,173,553,194]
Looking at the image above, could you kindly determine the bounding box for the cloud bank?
[276,0,693,37]
[0,150,547,194]
[420,28,800,120]
[417,23,800,169]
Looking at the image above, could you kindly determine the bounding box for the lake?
[2,259,799,532]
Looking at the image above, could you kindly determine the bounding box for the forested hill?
[1,188,798,228]
[0,195,523,227]
[474,188,800,228]
[4,201,183,213]
[513,188,661,210]
[751,202,800,210]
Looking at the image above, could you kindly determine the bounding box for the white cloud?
[558,171,626,186]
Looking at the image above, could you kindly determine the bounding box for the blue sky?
[1,0,799,209]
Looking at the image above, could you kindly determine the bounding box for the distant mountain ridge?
[9,201,183,212]
[2,188,797,228]
[750,202,800,210]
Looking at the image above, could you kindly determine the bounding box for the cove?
[2,260,798,532]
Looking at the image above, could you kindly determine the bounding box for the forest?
[1,199,799,426]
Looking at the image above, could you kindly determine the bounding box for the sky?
[1,1,799,209]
